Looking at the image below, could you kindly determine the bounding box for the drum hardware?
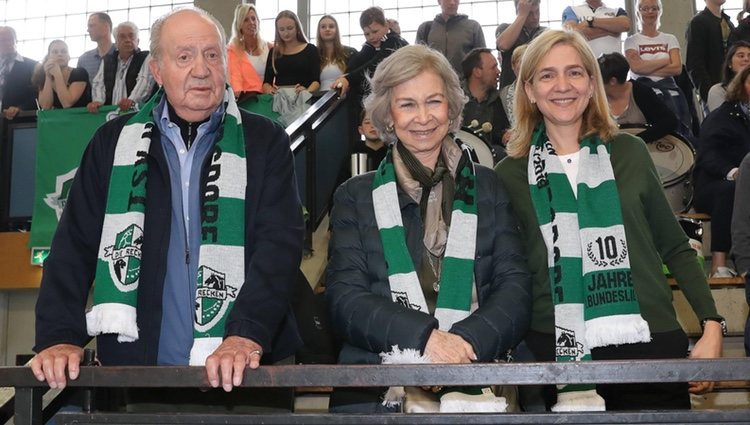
[466,119,493,139]
[619,125,695,213]
[454,129,495,168]
[350,153,369,176]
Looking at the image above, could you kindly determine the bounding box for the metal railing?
[285,89,349,251]
[1,358,749,424]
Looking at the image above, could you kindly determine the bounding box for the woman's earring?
[449,119,454,127]
[386,123,394,132]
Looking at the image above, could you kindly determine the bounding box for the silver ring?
[250,350,262,357]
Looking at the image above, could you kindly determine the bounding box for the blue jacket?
[34,110,304,365]
[326,163,532,366]
[696,101,750,185]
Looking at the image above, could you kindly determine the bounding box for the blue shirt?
[77,45,115,86]
[153,97,226,365]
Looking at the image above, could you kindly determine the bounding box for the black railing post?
[13,387,42,425]
[81,348,97,413]
[304,125,316,257]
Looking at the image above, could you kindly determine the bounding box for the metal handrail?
[2,359,749,388]
[1,359,750,424]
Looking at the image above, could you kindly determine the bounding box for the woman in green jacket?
[495,29,723,412]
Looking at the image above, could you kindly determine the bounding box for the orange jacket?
[227,43,263,94]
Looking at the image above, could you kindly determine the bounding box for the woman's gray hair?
[363,44,467,144]
[149,7,226,63]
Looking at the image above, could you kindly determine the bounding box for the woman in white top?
[316,15,356,90]
[624,0,692,137]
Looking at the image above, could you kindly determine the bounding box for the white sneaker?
[711,266,738,278]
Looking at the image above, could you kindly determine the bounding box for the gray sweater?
[415,14,485,76]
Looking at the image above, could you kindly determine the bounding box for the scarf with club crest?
[527,123,650,412]
[375,138,510,413]
[86,86,247,366]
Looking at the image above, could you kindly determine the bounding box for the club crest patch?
[392,290,422,311]
[195,265,238,329]
[103,224,143,290]
[555,325,584,360]
[44,168,78,221]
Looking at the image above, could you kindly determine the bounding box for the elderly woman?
[32,40,91,109]
[326,44,531,413]
[694,66,750,278]
[624,0,692,137]
[495,29,723,412]
[227,3,273,96]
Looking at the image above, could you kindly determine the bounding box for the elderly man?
[562,0,631,57]
[88,21,154,113]
[495,0,545,89]
[461,48,509,162]
[77,12,115,87]
[0,26,37,120]
[416,0,485,76]
[30,7,303,401]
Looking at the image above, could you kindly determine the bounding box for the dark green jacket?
[495,132,718,334]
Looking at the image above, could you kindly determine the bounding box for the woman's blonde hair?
[363,44,467,144]
[506,29,618,159]
[636,0,663,31]
[230,4,268,55]
[272,10,307,74]
[316,15,347,70]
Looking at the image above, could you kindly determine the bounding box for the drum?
[455,129,494,167]
[619,125,695,213]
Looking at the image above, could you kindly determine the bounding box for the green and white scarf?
[376,139,508,412]
[373,139,477,328]
[86,86,247,366]
[527,124,650,412]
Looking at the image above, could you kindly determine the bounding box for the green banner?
[29,97,281,250]
[238,93,281,123]
[29,106,118,248]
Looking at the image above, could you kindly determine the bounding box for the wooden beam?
[0,233,42,290]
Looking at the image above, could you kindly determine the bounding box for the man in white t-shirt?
[562,0,630,57]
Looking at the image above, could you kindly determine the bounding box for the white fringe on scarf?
[379,345,507,413]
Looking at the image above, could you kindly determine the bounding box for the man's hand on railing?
[688,320,724,394]
[204,336,263,393]
[29,343,84,389]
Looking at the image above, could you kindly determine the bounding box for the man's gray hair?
[114,21,139,39]
[149,7,226,63]
[0,26,17,43]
